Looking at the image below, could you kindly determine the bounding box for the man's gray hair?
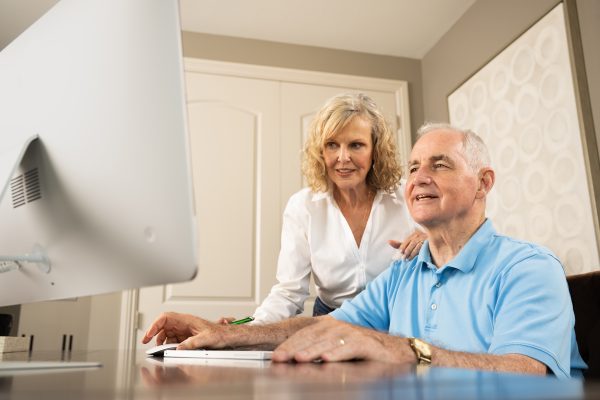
[416,122,491,173]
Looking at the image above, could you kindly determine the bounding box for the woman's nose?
[337,146,350,162]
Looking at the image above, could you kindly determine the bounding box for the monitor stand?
[0,135,51,275]
[0,135,99,372]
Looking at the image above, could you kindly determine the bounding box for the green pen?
[229,316,254,325]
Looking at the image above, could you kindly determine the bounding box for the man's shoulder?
[485,231,562,271]
[387,257,423,282]
[491,232,558,258]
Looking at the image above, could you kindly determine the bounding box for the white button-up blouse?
[252,184,416,324]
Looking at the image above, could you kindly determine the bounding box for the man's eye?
[434,163,447,169]
[408,166,418,174]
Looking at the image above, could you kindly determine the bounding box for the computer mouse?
[145,343,179,357]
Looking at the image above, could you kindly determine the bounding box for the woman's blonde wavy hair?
[302,93,402,193]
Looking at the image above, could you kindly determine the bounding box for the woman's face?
[322,117,374,192]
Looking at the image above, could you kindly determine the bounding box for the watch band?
[408,337,432,365]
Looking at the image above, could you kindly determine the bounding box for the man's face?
[405,130,480,228]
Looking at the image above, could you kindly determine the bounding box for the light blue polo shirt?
[331,219,587,378]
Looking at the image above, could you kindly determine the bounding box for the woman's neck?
[333,185,373,208]
[333,184,376,247]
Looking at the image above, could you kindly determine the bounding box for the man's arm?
[272,318,547,375]
[142,311,320,350]
[431,345,547,375]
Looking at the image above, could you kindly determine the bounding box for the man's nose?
[410,167,432,185]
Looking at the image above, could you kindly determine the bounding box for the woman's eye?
[351,143,363,150]
[325,142,338,149]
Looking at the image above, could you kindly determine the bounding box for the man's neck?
[426,215,486,268]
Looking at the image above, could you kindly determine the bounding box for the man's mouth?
[415,194,437,201]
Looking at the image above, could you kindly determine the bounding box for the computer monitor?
[0,0,197,306]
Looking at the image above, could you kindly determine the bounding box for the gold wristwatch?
[408,337,432,365]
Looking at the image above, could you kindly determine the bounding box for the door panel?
[137,73,280,347]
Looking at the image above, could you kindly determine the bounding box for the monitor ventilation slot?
[11,168,42,208]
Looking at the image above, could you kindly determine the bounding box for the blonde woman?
[241,93,423,324]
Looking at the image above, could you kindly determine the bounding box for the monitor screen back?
[0,0,198,306]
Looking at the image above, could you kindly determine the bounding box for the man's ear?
[475,168,495,199]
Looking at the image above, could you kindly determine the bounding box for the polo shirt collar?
[415,219,496,273]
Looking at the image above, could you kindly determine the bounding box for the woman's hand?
[388,229,427,260]
[216,317,236,325]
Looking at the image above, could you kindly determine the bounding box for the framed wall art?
[447,3,599,274]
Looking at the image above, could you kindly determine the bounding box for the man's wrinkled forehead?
[408,153,456,168]
[409,131,465,164]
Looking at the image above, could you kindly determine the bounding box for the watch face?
[411,338,432,364]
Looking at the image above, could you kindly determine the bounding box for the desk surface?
[0,350,597,400]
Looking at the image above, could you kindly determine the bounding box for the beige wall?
[182,32,424,137]
[421,0,598,146]
[577,0,600,152]
[421,0,559,121]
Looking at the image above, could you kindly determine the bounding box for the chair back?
[567,271,600,379]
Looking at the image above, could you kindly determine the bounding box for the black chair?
[567,271,600,379]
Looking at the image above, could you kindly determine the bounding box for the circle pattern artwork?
[514,84,539,124]
[492,100,514,137]
[489,65,511,101]
[554,196,584,238]
[499,176,521,211]
[510,45,536,85]
[535,26,560,67]
[469,81,487,114]
[543,108,571,153]
[497,138,519,173]
[522,166,549,203]
[540,65,566,109]
[502,213,526,239]
[447,4,599,275]
[550,154,578,195]
[527,204,553,243]
[562,241,590,274]
[518,124,543,162]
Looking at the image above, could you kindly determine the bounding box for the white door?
[136,72,281,347]
[136,61,410,349]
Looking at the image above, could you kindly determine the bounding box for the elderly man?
[143,123,586,378]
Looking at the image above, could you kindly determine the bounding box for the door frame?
[118,58,412,354]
